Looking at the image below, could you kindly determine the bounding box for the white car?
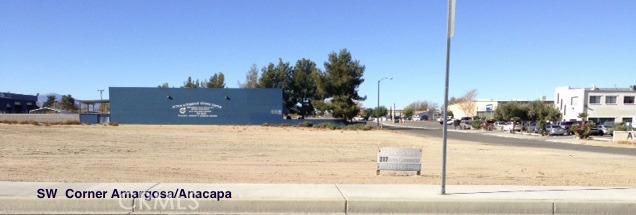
[437,117,454,125]
[503,123,522,132]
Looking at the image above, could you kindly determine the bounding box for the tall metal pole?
[97,89,104,100]
[377,80,381,127]
[376,77,392,127]
[441,0,456,195]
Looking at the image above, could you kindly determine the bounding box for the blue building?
[109,87,284,125]
[0,92,38,113]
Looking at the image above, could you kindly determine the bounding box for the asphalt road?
[386,126,636,157]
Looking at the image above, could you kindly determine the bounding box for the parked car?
[558,121,577,135]
[352,116,365,121]
[494,121,508,130]
[547,125,567,136]
[419,114,429,121]
[526,122,540,133]
[459,117,472,129]
[597,123,614,136]
[503,122,522,132]
[438,117,454,125]
[589,125,606,136]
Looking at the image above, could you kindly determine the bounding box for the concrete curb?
[380,122,448,130]
[346,199,555,214]
[1,183,635,214]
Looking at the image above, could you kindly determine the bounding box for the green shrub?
[614,122,627,132]
[471,120,482,129]
[571,123,593,139]
[299,121,313,127]
[315,123,339,130]
[343,124,374,130]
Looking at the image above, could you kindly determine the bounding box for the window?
[606,96,617,104]
[589,96,601,104]
[625,96,635,104]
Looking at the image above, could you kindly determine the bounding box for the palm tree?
[577,112,588,122]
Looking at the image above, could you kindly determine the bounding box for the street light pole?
[441,0,456,195]
[97,89,104,100]
[376,77,392,127]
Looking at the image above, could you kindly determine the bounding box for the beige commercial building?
[448,99,552,119]
[554,85,636,125]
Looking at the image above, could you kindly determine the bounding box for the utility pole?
[392,103,396,123]
[441,0,456,195]
[376,77,392,127]
[97,89,104,100]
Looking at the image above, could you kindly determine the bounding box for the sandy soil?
[1,124,635,185]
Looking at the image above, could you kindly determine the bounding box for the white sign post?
[377,147,422,175]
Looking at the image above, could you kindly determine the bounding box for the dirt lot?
[1,124,635,185]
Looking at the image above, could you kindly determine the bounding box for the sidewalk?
[1,182,635,214]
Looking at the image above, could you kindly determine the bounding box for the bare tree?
[406,100,438,111]
[239,64,259,88]
[457,89,477,117]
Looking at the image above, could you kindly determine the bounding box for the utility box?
[79,113,110,124]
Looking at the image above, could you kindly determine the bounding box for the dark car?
[590,124,612,136]
[459,117,472,129]
[526,122,540,133]
[559,121,577,135]
[547,125,567,136]
[597,124,614,136]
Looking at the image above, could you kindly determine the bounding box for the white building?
[555,85,636,125]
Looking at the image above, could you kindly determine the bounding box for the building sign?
[377,147,422,175]
[612,131,636,143]
[270,109,282,115]
[485,104,494,112]
[171,102,222,118]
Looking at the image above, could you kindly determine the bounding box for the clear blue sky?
[1,0,634,108]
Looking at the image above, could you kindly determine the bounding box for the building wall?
[109,87,284,125]
[0,92,38,113]
[555,86,636,124]
[555,87,586,121]
[447,103,471,119]
[587,91,636,124]
[475,101,498,119]
[449,100,552,120]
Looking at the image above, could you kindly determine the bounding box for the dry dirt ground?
[1,124,635,185]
